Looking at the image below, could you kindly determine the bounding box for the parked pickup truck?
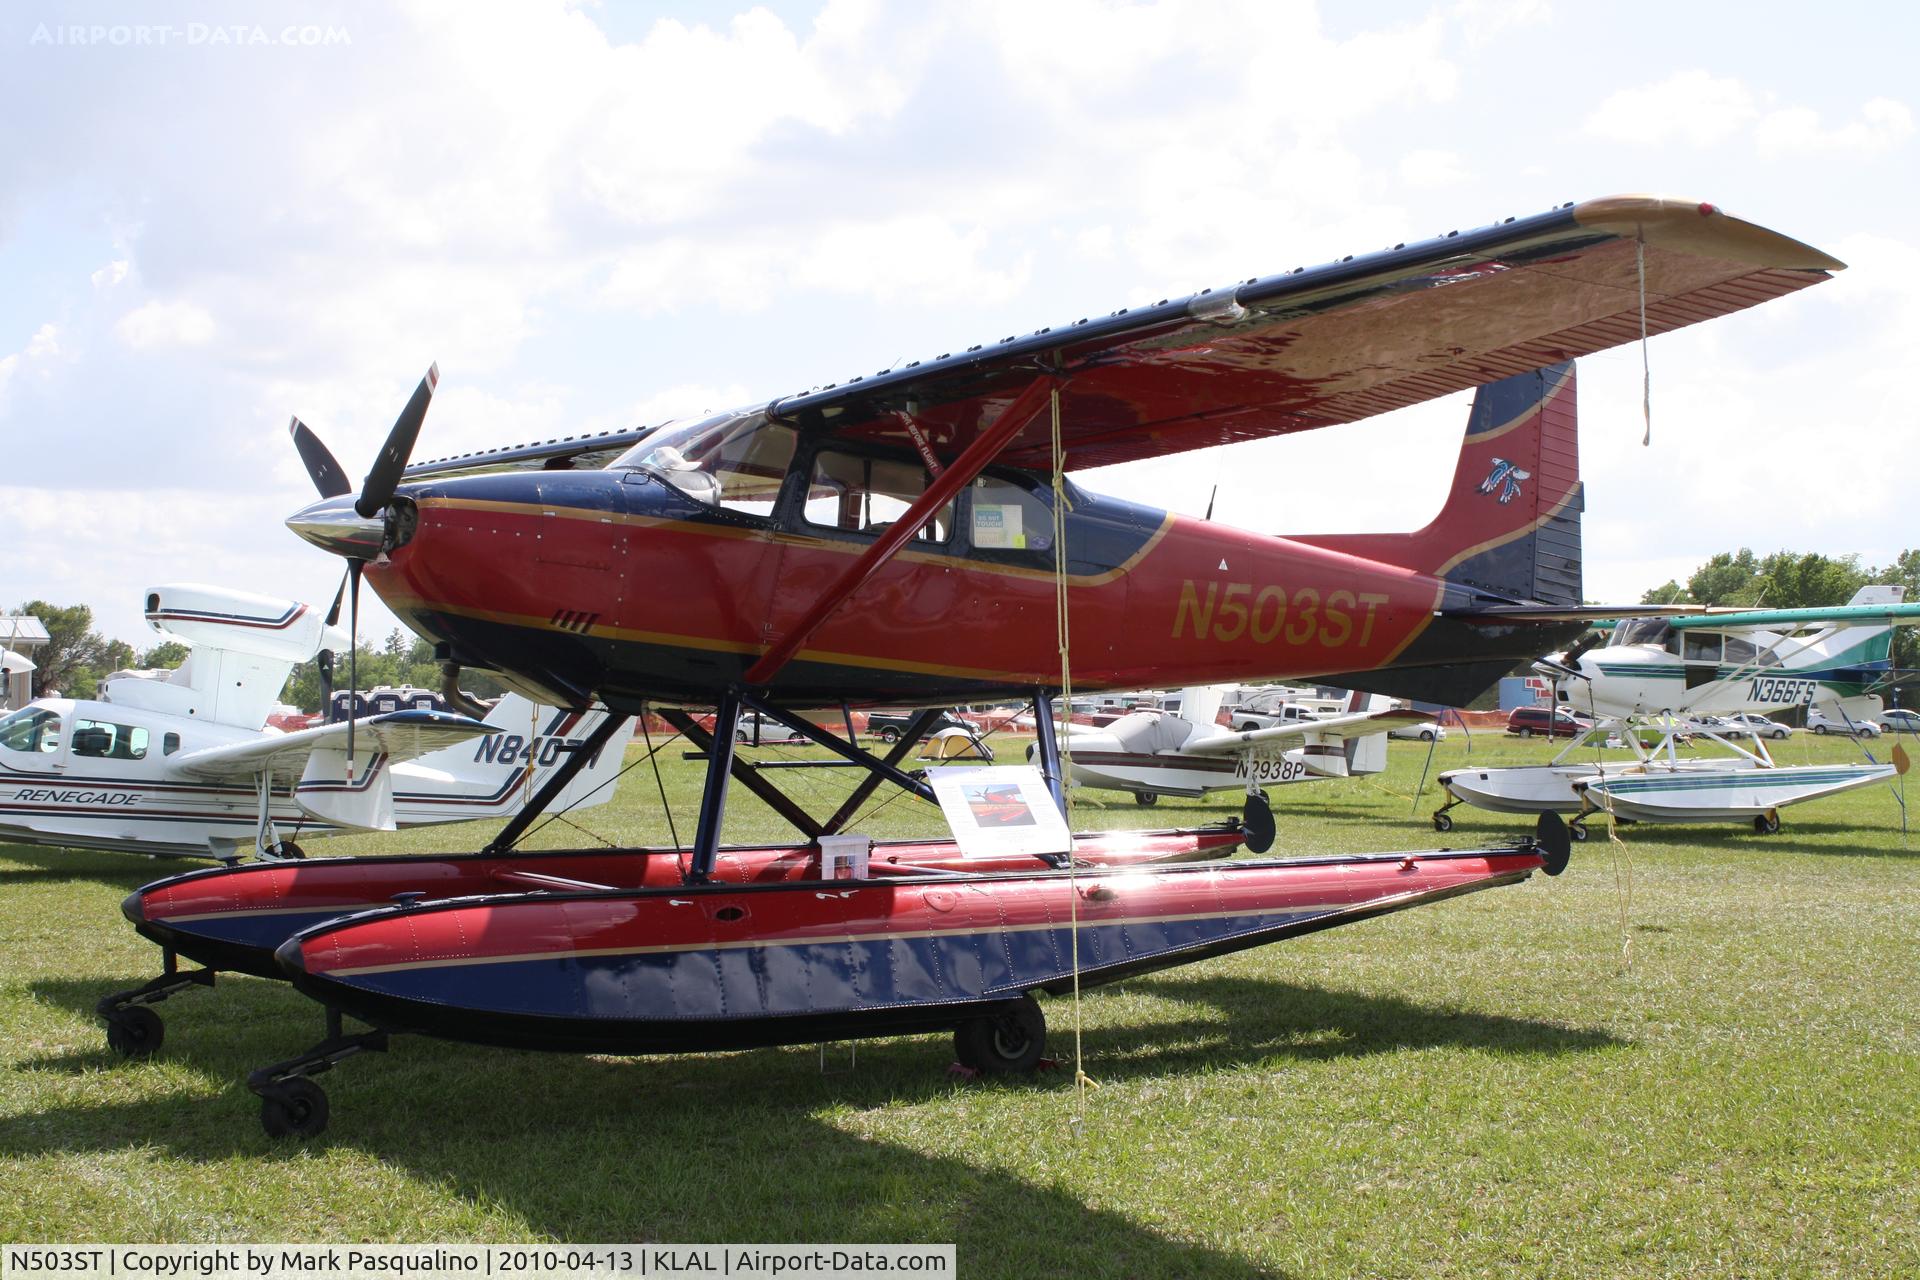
[865,709,972,743]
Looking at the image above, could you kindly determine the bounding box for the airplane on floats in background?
[115,195,1844,1136]
[1435,586,1920,837]
[1054,685,1420,820]
[0,583,632,860]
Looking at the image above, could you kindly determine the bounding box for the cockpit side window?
[968,475,1054,566]
[803,451,952,543]
[1682,632,1723,664]
[0,707,61,753]
[73,720,148,759]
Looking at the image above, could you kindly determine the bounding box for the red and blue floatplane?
[117,195,1840,1137]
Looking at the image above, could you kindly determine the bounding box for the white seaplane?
[1434,586,1920,837]
[0,584,633,860]
[1054,686,1433,849]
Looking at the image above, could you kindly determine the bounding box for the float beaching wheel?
[1133,792,1159,807]
[953,994,1046,1073]
[1241,792,1276,853]
[1432,811,1453,833]
[104,1006,163,1059]
[259,1077,330,1139]
[1754,810,1782,836]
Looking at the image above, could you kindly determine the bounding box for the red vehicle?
[1506,705,1596,739]
[131,195,1835,1136]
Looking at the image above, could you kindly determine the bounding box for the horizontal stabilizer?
[1181,708,1430,757]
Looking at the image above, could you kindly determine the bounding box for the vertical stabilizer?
[1294,363,1582,606]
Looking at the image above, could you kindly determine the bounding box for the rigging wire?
[510,711,680,850]
[1049,383,1098,1112]
[1637,233,1652,447]
[639,708,682,850]
[1576,679,1633,973]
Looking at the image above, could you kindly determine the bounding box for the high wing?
[1178,709,1435,757]
[401,194,1838,480]
[1666,602,1920,631]
[170,709,500,785]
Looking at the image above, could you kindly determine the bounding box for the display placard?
[927,765,1072,858]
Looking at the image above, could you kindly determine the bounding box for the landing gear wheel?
[953,994,1046,1074]
[1133,792,1159,807]
[268,840,306,860]
[104,1006,163,1059]
[259,1077,330,1139]
[1568,822,1590,843]
[1432,811,1453,833]
[1241,792,1276,854]
[1534,812,1572,876]
[1754,811,1781,836]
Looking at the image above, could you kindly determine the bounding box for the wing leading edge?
[170,709,500,785]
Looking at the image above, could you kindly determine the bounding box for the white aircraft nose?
[286,494,387,559]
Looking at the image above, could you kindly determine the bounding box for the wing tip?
[1572,194,1847,272]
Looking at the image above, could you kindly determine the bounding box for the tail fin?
[1174,685,1227,730]
[1295,362,1582,606]
[389,693,635,826]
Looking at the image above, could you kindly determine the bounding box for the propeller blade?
[324,570,349,628]
[355,362,439,519]
[289,417,353,499]
[1564,630,1607,663]
[316,649,335,715]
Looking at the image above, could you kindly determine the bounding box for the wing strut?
[820,708,945,834]
[480,712,631,855]
[744,375,1058,687]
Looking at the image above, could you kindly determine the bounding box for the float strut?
[688,690,744,882]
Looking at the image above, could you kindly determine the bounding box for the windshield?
[1612,618,1675,649]
[612,412,795,516]
[0,706,61,753]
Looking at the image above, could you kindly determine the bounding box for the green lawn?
[2,729,1915,1277]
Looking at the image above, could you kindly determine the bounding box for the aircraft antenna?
[1049,383,1098,1111]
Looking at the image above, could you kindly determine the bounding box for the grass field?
[2,728,1916,1277]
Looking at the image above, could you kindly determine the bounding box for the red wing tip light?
[426,363,440,390]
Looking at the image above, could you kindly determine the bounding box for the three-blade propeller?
[287,363,440,777]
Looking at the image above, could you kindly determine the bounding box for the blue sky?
[4,0,1916,645]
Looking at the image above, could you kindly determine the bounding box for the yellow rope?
[1049,385,1097,1110]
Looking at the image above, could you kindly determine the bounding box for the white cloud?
[25,323,60,358]
[1451,0,1550,45]
[91,259,129,288]
[116,300,216,348]
[1755,96,1914,157]
[1587,73,1913,162]
[1400,148,1466,188]
[1586,70,1757,147]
